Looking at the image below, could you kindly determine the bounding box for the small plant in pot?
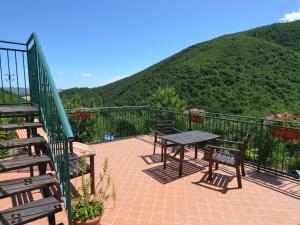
[72,156,117,225]
[184,108,206,123]
[264,112,300,141]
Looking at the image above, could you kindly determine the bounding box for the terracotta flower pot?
[72,216,101,225]
[71,113,93,120]
[272,127,300,141]
[191,116,205,123]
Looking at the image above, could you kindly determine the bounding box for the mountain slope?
[61,20,300,116]
[246,21,300,52]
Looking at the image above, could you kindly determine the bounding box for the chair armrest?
[215,139,244,145]
[173,128,183,133]
[208,145,241,153]
[154,130,164,136]
[69,152,96,161]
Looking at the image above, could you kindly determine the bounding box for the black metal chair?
[153,120,181,161]
[207,134,251,188]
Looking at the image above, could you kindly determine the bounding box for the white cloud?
[280,9,300,22]
[80,72,93,77]
[57,70,64,75]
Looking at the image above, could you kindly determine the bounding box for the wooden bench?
[16,127,96,194]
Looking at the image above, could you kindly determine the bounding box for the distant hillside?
[3,87,64,97]
[60,20,300,116]
[3,87,29,97]
[0,89,27,104]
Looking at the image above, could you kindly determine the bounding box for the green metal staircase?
[0,34,74,224]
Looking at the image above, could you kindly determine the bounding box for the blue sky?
[0,0,300,89]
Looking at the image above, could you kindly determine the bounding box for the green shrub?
[72,156,117,222]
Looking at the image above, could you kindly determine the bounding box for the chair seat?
[213,152,235,165]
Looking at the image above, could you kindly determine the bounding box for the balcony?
[1,106,300,224]
[1,135,300,225]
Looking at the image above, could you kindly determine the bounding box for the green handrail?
[27,33,74,140]
[26,33,74,224]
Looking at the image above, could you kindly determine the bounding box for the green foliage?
[112,119,137,137]
[62,92,101,108]
[69,117,98,143]
[71,200,104,221]
[60,20,300,117]
[147,87,187,109]
[0,89,28,105]
[286,141,300,157]
[72,156,117,222]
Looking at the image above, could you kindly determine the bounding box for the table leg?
[161,139,164,162]
[195,144,198,159]
[179,145,184,177]
[163,140,167,169]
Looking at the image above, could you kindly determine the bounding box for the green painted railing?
[67,106,300,181]
[26,33,74,224]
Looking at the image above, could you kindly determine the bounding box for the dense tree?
[147,87,187,109]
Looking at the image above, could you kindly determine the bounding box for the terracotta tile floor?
[1,135,300,225]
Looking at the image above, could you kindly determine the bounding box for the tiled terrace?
[1,135,300,225]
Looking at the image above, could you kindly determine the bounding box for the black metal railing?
[0,40,30,104]
[67,106,300,181]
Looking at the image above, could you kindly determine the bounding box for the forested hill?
[60,20,300,116]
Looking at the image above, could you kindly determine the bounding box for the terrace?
[0,35,299,225]
[1,135,300,225]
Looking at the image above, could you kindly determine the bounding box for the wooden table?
[161,130,220,177]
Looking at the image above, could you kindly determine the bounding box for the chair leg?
[215,162,219,170]
[241,162,245,177]
[48,214,56,225]
[161,142,164,162]
[153,135,157,155]
[90,156,95,194]
[208,160,213,180]
[236,165,242,188]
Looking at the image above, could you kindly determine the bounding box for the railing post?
[188,111,192,131]
[257,118,265,172]
[65,140,72,225]
[147,106,151,135]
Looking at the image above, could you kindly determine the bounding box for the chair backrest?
[155,120,175,135]
[239,133,251,152]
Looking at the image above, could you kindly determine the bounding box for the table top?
[161,130,220,145]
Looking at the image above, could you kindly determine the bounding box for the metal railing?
[67,106,300,181]
[0,40,30,104]
[26,33,74,223]
[66,106,150,143]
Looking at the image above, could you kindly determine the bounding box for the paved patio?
[1,135,300,225]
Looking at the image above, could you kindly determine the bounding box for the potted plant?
[184,108,206,123]
[264,112,300,141]
[72,156,117,225]
[70,108,93,121]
